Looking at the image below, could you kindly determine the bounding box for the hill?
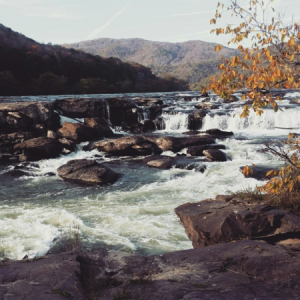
[0,24,188,96]
[63,38,239,89]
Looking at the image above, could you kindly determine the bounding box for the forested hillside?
[0,24,188,96]
[63,38,238,89]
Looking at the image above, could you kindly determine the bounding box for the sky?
[0,0,300,45]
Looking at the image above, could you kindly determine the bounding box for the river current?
[1,91,300,260]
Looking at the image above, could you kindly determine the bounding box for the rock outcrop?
[14,137,63,161]
[57,159,118,185]
[144,135,215,152]
[57,122,96,143]
[175,196,300,248]
[84,117,114,137]
[94,136,162,156]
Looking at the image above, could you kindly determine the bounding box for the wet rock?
[132,97,163,106]
[57,122,95,143]
[175,196,300,248]
[144,155,175,169]
[240,165,278,180]
[4,169,28,177]
[58,138,76,152]
[188,110,206,130]
[84,117,113,137]
[203,149,228,161]
[290,99,300,104]
[187,144,226,156]
[205,128,234,136]
[144,135,215,152]
[182,130,200,135]
[14,137,63,161]
[57,159,118,185]
[94,136,162,156]
[126,120,157,133]
[153,116,165,130]
[194,102,220,110]
[175,163,206,172]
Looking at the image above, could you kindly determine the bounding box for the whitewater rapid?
[0,91,299,260]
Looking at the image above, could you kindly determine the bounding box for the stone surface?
[194,102,220,110]
[187,144,226,156]
[144,155,175,169]
[290,98,300,104]
[132,97,163,106]
[203,149,228,161]
[175,196,300,248]
[84,117,114,137]
[240,164,278,180]
[188,110,206,130]
[14,137,63,161]
[77,240,300,299]
[94,136,162,156]
[57,122,96,143]
[144,135,215,152]
[57,159,118,185]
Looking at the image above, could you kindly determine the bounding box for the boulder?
[57,122,95,143]
[128,120,157,133]
[94,136,162,156]
[144,135,215,152]
[143,155,175,169]
[0,101,59,134]
[57,159,118,185]
[182,130,200,135]
[175,196,300,248]
[203,149,228,161]
[188,110,206,130]
[205,128,234,136]
[240,165,278,180]
[14,137,63,161]
[187,144,226,156]
[84,117,113,137]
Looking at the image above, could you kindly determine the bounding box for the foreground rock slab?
[2,239,300,299]
[57,159,118,185]
[175,196,300,248]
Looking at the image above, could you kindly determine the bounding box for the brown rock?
[175,196,300,248]
[144,135,215,152]
[203,149,228,161]
[132,97,163,106]
[57,122,95,143]
[194,102,219,110]
[290,98,300,104]
[94,136,162,156]
[57,159,118,185]
[84,117,113,137]
[144,155,175,169]
[205,128,234,136]
[14,137,63,161]
[187,144,226,156]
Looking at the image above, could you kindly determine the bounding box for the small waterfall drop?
[161,112,189,131]
[202,107,300,131]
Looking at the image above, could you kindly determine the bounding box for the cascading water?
[161,112,189,131]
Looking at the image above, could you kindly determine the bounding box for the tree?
[206,0,300,208]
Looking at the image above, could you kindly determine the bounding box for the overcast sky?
[0,0,299,45]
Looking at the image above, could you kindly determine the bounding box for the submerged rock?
[57,159,118,185]
[203,149,228,161]
[94,136,162,156]
[175,196,300,248]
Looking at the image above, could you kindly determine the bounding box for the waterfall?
[202,107,300,131]
[161,112,189,131]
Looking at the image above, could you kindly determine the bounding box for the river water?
[0,91,300,260]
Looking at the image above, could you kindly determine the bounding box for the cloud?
[164,10,214,17]
[87,7,127,40]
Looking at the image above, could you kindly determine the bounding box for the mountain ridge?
[63,38,239,89]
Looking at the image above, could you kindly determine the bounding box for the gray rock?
[144,155,175,169]
[187,144,226,156]
[203,149,228,161]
